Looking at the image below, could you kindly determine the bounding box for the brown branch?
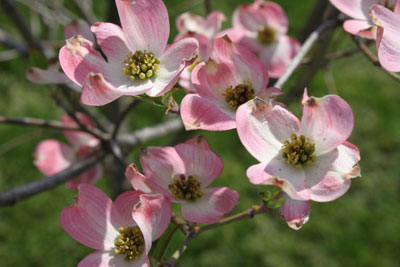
[71,0,97,25]
[0,152,105,207]
[0,29,29,57]
[204,0,212,14]
[118,117,184,146]
[279,5,340,104]
[0,0,44,56]
[52,95,110,141]
[274,18,338,89]
[0,115,83,131]
[299,0,329,42]
[166,205,269,266]
[352,36,400,83]
[301,48,359,65]
[112,99,139,139]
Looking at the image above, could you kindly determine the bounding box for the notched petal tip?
[221,34,233,43]
[302,89,319,107]
[287,216,309,230]
[249,97,271,113]
[183,121,201,131]
[347,164,361,179]
[65,35,93,55]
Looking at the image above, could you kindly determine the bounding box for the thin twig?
[274,18,338,89]
[171,212,190,234]
[0,130,43,156]
[197,205,268,235]
[301,48,359,65]
[352,36,400,83]
[204,0,212,14]
[281,5,339,103]
[118,117,184,146]
[0,0,44,56]
[0,29,29,57]
[0,152,105,207]
[52,95,110,141]
[167,205,268,266]
[107,139,128,167]
[0,116,82,131]
[112,99,138,139]
[16,0,70,26]
[71,0,97,25]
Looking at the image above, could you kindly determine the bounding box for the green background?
[1,0,399,266]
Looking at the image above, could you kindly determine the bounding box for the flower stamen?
[114,226,145,262]
[223,83,255,110]
[122,50,160,80]
[169,174,204,201]
[257,26,277,45]
[282,134,316,168]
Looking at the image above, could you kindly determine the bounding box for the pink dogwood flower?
[236,89,361,229]
[26,19,94,92]
[370,1,400,72]
[220,0,300,78]
[60,184,171,266]
[34,113,103,190]
[330,0,397,39]
[180,36,282,131]
[126,136,240,224]
[175,11,226,91]
[59,0,198,106]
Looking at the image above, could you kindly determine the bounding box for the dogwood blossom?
[126,136,240,224]
[330,0,397,39]
[370,1,400,71]
[236,89,361,229]
[26,19,94,91]
[34,113,102,190]
[59,0,198,106]
[220,0,300,78]
[180,36,282,131]
[175,11,226,91]
[60,184,171,266]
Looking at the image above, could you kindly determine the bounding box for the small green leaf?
[152,223,180,261]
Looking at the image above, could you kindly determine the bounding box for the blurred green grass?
[1,0,400,266]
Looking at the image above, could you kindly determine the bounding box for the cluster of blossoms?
[28,0,399,265]
[330,0,400,72]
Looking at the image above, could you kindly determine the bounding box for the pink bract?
[26,19,93,91]
[175,11,226,91]
[180,36,282,131]
[370,1,400,72]
[329,0,397,39]
[126,136,240,224]
[34,113,103,190]
[236,89,361,229]
[220,0,300,78]
[60,184,171,267]
[59,0,198,106]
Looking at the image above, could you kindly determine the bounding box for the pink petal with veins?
[115,0,169,56]
[300,89,354,156]
[279,196,311,230]
[34,140,74,176]
[180,187,240,224]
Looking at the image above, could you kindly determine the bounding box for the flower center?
[257,26,277,45]
[282,134,316,168]
[122,50,160,80]
[168,174,204,201]
[222,83,255,110]
[114,226,145,262]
